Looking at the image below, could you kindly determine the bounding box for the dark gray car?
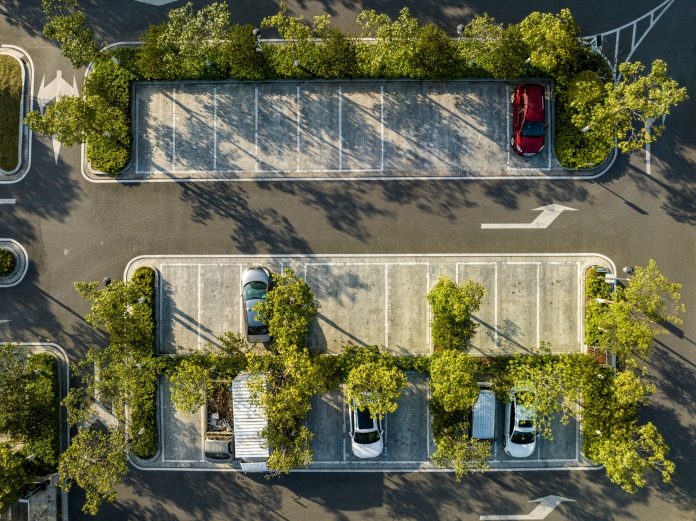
[241,267,271,343]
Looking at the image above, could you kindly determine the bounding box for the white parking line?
[296,86,301,172]
[338,87,343,171]
[494,263,499,348]
[506,84,510,166]
[213,87,217,172]
[135,95,140,174]
[426,265,432,354]
[197,264,202,351]
[171,88,176,172]
[536,263,541,349]
[0,199,16,204]
[380,85,385,171]
[384,264,389,347]
[254,87,258,172]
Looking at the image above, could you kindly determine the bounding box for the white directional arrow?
[37,71,79,165]
[480,495,575,520]
[481,204,577,230]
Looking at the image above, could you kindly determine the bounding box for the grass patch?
[0,55,22,172]
[0,248,16,277]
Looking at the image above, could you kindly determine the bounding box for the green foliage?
[24,96,94,146]
[314,28,359,79]
[428,395,490,479]
[0,55,22,171]
[624,259,684,323]
[584,299,608,347]
[255,268,317,350]
[0,444,26,511]
[393,355,431,375]
[247,346,324,475]
[72,268,158,460]
[0,248,17,276]
[429,350,480,412]
[427,276,486,351]
[459,15,528,79]
[42,0,99,69]
[169,355,216,414]
[138,1,231,80]
[516,9,581,76]
[0,347,59,473]
[356,7,420,78]
[346,360,407,420]
[58,428,128,515]
[85,58,134,112]
[585,266,611,299]
[409,24,458,79]
[590,422,674,493]
[589,60,688,153]
[217,24,268,80]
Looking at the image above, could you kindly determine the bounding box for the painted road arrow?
[481,204,577,230]
[37,71,79,165]
[480,495,575,520]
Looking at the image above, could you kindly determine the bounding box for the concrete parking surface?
[126,253,614,357]
[122,80,561,181]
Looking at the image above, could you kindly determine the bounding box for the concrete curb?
[0,45,34,183]
[0,239,29,287]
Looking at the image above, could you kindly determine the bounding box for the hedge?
[0,248,16,277]
[584,267,611,347]
[127,266,158,459]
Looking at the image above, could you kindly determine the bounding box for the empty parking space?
[160,377,204,463]
[308,390,344,463]
[128,254,612,357]
[130,80,558,180]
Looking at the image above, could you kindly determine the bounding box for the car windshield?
[518,419,534,428]
[354,430,380,444]
[521,120,544,137]
[356,408,374,430]
[247,325,268,335]
[511,431,535,444]
[243,281,267,301]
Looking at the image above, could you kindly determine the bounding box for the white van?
[471,387,496,440]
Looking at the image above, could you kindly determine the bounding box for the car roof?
[355,407,377,431]
[522,84,544,121]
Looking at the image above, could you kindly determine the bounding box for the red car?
[511,84,546,156]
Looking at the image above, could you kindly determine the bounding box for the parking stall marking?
[254,86,258,172]
[171,88,176,172]
[296,86,301,171]
[213,87,217,171]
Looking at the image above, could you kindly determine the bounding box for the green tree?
[409,24,457,79]
[42,0,99,68]
[356,7,420,78]
[247,346,324,475]
[426,276,486,351]
[345,360,407,419]
[314,28,358,79]
[169,355,216,415]
[429,349,480,412]
[217,24,267,80]
[428,398,490,479]
[516,9,582,76]
[0,344,31,439]
[589,60,688,153]
[623,259,684,323]
[255,268,317,349]
[459,15,528,79]
[590,422,674,493]
[58,428,128,515]
[0,444,26,511]
[138,1,231,80]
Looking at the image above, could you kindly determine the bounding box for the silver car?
[348,403,384,459]
[504,387,538,458]
[241,267,271,343]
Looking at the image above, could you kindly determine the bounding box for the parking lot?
[126,253,613,357]
[141,373,586,472]
[130,80,556,181]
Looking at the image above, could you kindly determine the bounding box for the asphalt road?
[1,1,695,520]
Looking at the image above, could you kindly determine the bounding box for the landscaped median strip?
[0,54,22,172]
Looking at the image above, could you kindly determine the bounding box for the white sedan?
[504,388,538,458]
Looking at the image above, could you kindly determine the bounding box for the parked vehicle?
[511,84,546,156]
[348,403,384,458]
[504,387,538,458]
[471,386,496,440]
[241,267,272,343]
[204,385,234,460]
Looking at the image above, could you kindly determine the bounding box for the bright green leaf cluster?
[427,276,486,351]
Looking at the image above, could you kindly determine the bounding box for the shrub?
[84,58,134,112]
[313,28,358,79]
[0,248,16,277]
[429,350,480,412]
[217,24,268,80]
[427,276,486,351]
[585,267,611,300]
[409,24,458,79]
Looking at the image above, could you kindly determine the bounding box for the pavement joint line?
[426,264,432,355]
[135,94,140,174]
[338,86,342,171]
[577,261,582,345]
[0,198,16,204]
[197,264,201,351]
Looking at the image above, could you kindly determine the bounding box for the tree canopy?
[427,276,486,351]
